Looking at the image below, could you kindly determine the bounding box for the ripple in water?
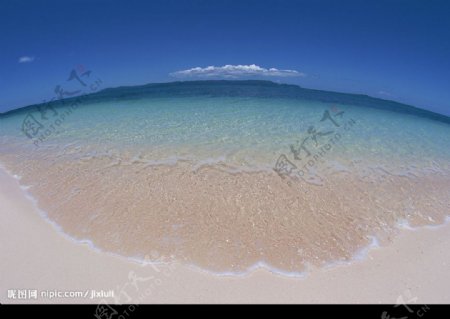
[1,81,449,274]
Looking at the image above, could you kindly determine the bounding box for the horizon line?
[1,79,449,121]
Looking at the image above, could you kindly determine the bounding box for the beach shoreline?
[1,166,450,304]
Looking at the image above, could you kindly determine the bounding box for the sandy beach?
[2,0,450,309]
[1,167,449,304]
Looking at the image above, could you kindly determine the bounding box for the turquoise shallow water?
[1,89,450,178]
[1,81,449,273]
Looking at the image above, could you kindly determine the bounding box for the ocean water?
[1,81,449,274]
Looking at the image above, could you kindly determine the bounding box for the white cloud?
[170,64,305,78]
[378,90,392,97]
[18,56,35,63]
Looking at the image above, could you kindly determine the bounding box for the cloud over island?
[170,64,305,79]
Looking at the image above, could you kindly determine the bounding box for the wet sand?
[1,167,450,304]
[0,146,449,274]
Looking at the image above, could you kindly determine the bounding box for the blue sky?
[1,0,450,115]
